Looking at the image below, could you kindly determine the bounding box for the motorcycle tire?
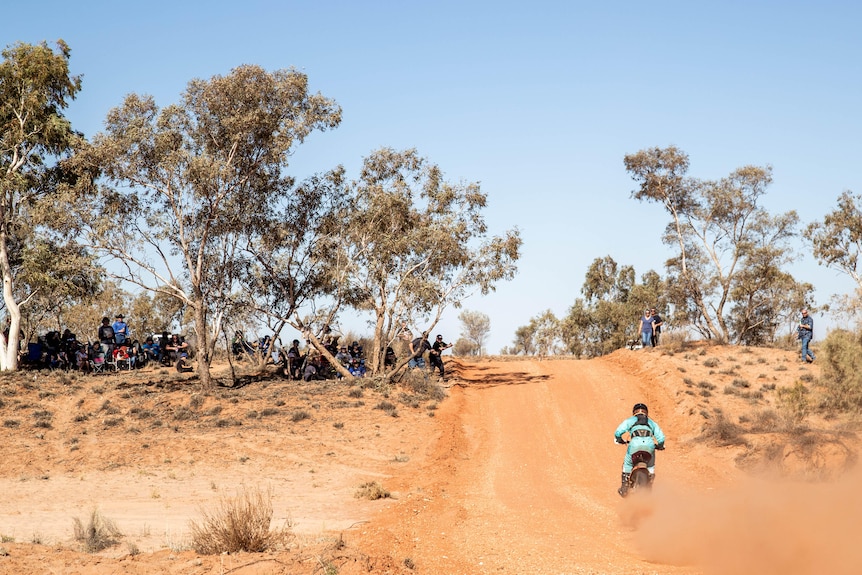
[631,469,651,491]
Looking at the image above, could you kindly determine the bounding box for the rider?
[614,403,666,497]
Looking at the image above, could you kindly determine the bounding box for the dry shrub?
[73,508,122,552]
[817,328,862,412]
[700,412,748,446]
[355,481,390,500]
[189,486,292,554]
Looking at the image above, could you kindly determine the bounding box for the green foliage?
[625,146,803,344]
[804,191,862,290]
[556,256,664,357]
[0,40,82,369]
[816,329,862,411]
[78,65,342,387]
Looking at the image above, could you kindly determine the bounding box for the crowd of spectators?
[21,314,192,373]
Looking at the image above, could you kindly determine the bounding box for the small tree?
[458,309,490,356]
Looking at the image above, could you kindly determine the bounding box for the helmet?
[632,403,648,416]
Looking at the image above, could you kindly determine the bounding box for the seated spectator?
[75,343,91,373]
[113,344,132,368]
[349,341,363,360]
[168,334,191,372]
[348,358,366,378]
[158,331,172,365]
[44,330,65,369]
[303,356,320,382]
[335,346,351,368]
[141,337,160,363]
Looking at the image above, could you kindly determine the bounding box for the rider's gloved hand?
[656,444,665,450]
[614,437,625,445]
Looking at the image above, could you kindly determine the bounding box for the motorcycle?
[616,439,663,496]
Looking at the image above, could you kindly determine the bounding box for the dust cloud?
[624,467,862,575]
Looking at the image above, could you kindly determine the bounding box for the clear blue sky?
[4,1,860,352]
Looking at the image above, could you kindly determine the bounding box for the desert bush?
[777,381,810,424]
[702,358,720,368]
[189,486,291,554]
[700,412,747,446]
[73,508,122,553]
[354,481,390,500]
[816,328,862,412]
[290,410,310,422]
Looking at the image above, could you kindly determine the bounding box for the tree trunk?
[0,229,21,371]
[193,304,213,388]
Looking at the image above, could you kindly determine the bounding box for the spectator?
[303,356,321,381]
[798,308,816,363]
[98,317,116,357]
[384,346,397,368]
[141,336,159,364]
[158,331,172,364]
[408,332,432,369]
[286,339,303,380]
[112,314,129,345]
[335,345,352,368]
[348,358,366,377]
[349,341,364,360]
[638,309,654,350]
[650,308,664,347]
[75,343,91,373]
[429,334,453,378]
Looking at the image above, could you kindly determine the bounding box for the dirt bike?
[616,439,663,495]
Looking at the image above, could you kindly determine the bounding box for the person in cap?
[112,314,129,345]
[429,334,453,378]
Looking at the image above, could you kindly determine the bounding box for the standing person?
[286,339,303,380]
[650,308,663,347]
[112,314,129,345]
[638,309,654,349]
[798,308,816,363]
[429,334,453,378]
[98,317,116,357]
[614,403,666,497]
[408,332,432,369]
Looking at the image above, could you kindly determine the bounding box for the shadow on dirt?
[446,362,550,388]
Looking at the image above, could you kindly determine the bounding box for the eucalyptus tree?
[625,146,799,343]
[333,148,521,374]
[0,40,82,370]
[560,256,664,357]
[804,191,862,289]
[457,309,490,356]
[76,65,341,387]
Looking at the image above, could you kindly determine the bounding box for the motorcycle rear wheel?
[630,469,651,492]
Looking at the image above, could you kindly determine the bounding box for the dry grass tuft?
[189,486,292,554]
[73,508,122,552]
